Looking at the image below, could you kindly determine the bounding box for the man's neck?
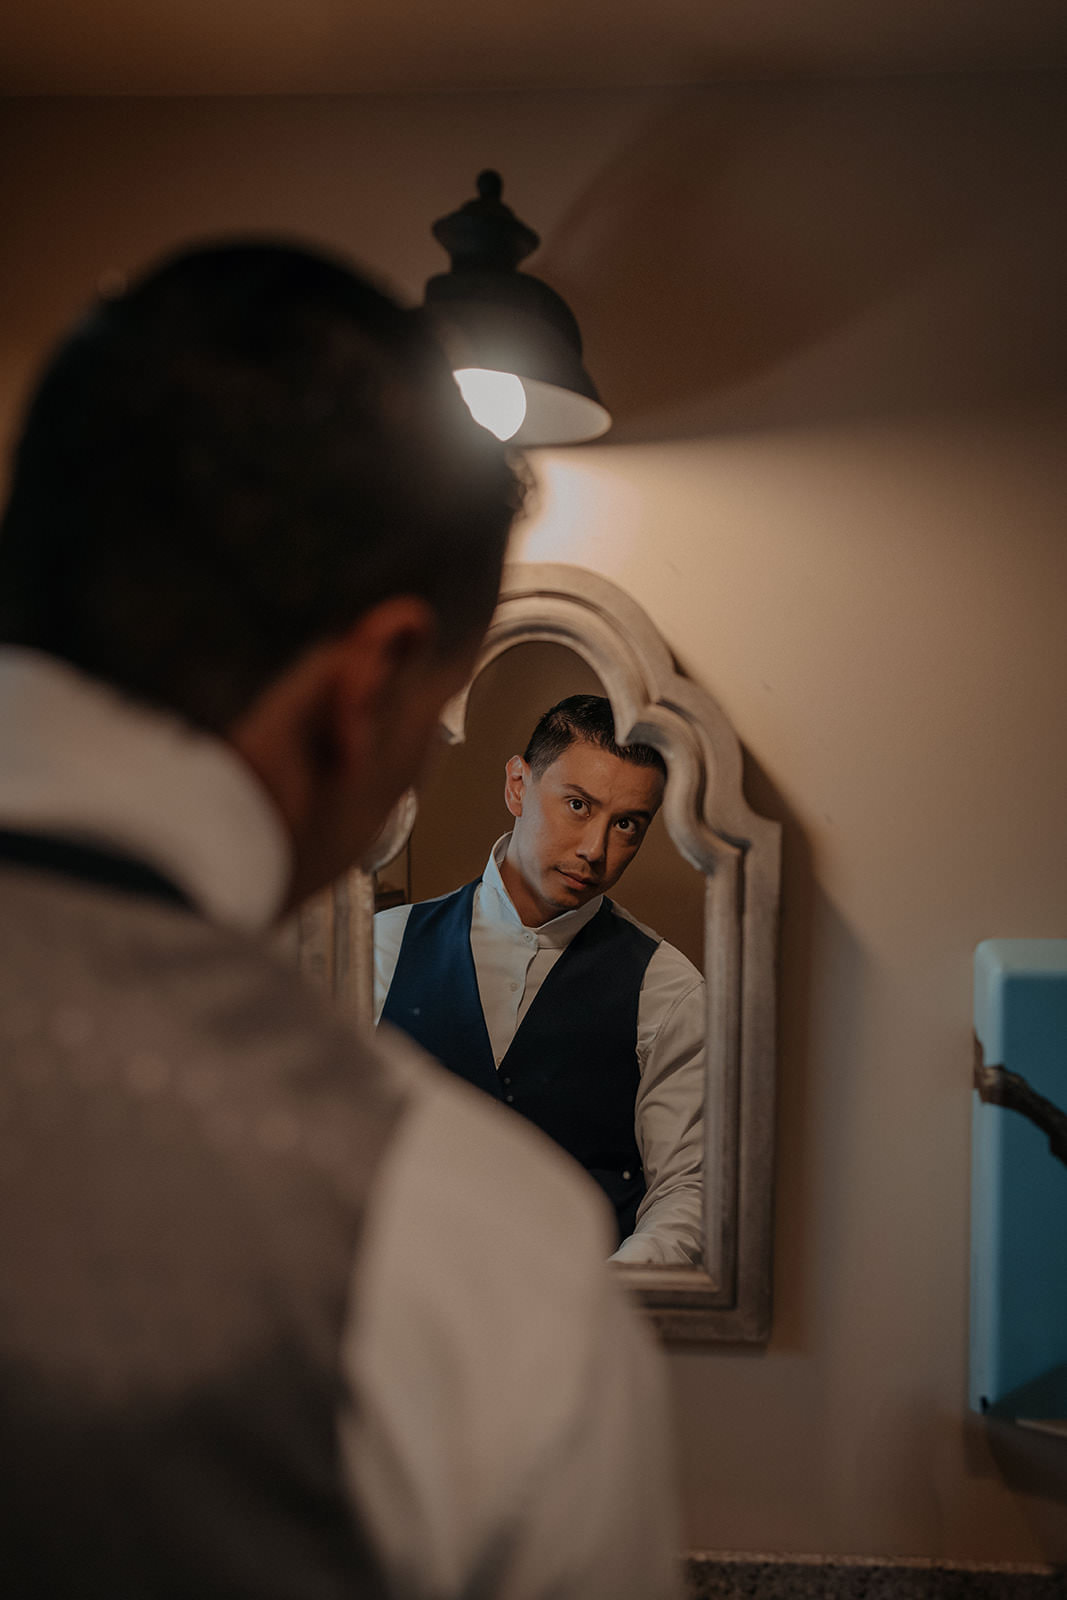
[497,846,552,928]
[0,647,290,930]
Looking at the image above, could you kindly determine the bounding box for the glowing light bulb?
[453,368,527,441]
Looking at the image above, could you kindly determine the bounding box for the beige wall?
[2,76,1065,1563]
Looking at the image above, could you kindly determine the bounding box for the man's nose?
[576,821,610,866]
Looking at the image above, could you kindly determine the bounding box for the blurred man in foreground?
[0,241,680,1598]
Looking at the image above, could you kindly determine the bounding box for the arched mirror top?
[374,562,778,882]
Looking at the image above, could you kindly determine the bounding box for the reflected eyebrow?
[565,783,655,824]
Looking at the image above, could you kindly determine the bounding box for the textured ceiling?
[2,0,1067,95]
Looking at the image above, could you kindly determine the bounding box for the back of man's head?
[0,240,522,732]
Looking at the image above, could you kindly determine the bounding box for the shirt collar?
[0,648,291,931]
[479,833,603,950]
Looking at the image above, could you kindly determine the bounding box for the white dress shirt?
[375,835,705,1266]
[0,647,681,1600]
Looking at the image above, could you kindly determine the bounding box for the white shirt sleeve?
[338,1027,682,1600]
[611,941,705,1267]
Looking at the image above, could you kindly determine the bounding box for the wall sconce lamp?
[424,170,611,446]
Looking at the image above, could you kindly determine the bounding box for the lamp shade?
[425,171,610,447]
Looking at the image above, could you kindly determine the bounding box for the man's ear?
[503,755,528,820]
[330,595,441,774]
[229,594,454,887]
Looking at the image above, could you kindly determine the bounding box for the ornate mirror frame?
[296,563,781,1342]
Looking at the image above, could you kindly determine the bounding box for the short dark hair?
[523,695,667,781]
[0,239,523,732]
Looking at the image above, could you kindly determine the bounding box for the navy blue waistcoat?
[381,880,658,1243]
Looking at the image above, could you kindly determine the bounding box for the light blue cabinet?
[971,939,1067,1426]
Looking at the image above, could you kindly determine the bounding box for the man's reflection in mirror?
[374,695,704,1265]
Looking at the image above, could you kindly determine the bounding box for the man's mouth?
[558,869,598,891]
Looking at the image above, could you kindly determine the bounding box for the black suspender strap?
[0,828,195,910]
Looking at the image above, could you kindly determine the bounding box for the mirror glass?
[372,642,706,1267]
